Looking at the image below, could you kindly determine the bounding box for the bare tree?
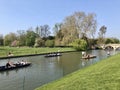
[53,23,63,46]
[54,11,97,46]
[99,25,107,38]
[60,15,79,45]
[39,25,51,38]
[17,30,26,46]
[53,23,62,36]
[97,25,107,44]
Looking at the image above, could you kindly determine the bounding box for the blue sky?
[0,0,120,39]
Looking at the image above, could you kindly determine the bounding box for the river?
[0,50,119,90]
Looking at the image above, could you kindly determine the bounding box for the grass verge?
[0,46,75,57]
[35,53,120,90]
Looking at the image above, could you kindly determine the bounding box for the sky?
[0,0,120,39]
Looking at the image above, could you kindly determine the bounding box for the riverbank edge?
[35,53,120,90]
[0,50,77,59]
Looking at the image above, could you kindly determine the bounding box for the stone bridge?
[100,44,120,50]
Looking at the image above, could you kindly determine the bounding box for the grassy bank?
[0,46,75,57]
[35,53,120,90]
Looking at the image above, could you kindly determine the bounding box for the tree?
[97,25,107,44]
[112,38,120,43]
[39,25,51,38]
[11,40,19,47]
[54,11,97,47]
[53,23,64,46]
[61,15,79,45]
[45,40,54,47]
[35,26,41,37]
[69,39,87,51]
[17,30,26,46]
[99,25,107,38]
[53,23,62,36]
[34,38,45,47]
[105,37,119,44]
[4,33,17,46]
[26,29,38,47]
[0,34,3,46]
[81,13,97,39]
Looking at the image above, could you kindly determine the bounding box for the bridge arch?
[100,44,120,50]
[104,46,114,50]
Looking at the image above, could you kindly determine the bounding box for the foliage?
[1,12,119,48]
[45,40,54,47]
[0,34,3,46]
[54,30,64,46]
[70,39,87,51]
[35,54,120,90]
[105,37,120,44]
[54,12,97,46]
[17,30,26,46]
[47,36,55,40]
[34,38,45,47]
[87,38,98,49]
[4,33,17,46]
[26,30,38,47]
[11,40,19,47]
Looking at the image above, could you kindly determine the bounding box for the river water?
[0,50,119,90]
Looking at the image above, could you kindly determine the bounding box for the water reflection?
[0,50,120,90]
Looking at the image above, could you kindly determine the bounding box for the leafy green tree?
[34,38,45,47]
[113,38,120,43]
[45,40,54,47]
[4,33,17,46]
[105,38,113,44]
[47,36,55,40]
[105,38,120,44]
[70,39,87,51]
[26,29,38,47]
[0,34,3,46]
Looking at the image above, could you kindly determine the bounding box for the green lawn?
[0,46,75,57]
[35,53,120,90]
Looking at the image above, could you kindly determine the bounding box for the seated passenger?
[8,52,14,56]
[6,62,11,68]
[6,61,15,68]
[20,60,26,65]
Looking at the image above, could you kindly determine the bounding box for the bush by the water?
[70,39,87,51]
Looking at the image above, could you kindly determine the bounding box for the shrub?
[70,39,87,51]
[45,40,54,47]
